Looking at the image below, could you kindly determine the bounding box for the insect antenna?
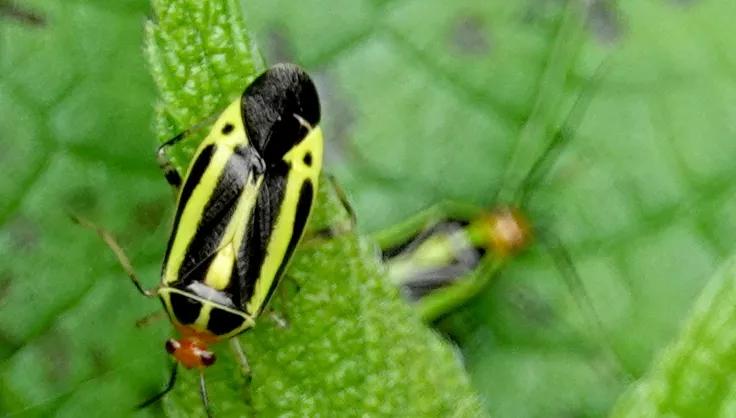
[536,226,632,381]
[514,57,613,209]
[137,362,179,409]
[497,54,632,375]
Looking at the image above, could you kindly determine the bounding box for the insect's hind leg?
[229,338,252,378]
[260,277,297,329]
[71,215,158,297]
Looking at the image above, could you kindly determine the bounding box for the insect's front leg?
[156,107,227,191]
[156,131,189,191]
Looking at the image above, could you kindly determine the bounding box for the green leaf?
[0,2,167,417]
[610,256,736,417]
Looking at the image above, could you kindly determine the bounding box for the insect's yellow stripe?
[246,126,323,313]
[199,100,245,149]
[162,100,250,285]
[203,173,263,290]
[164,148,229,283]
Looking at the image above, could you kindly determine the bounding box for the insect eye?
[200,351,216,366]
[165,339,179,354]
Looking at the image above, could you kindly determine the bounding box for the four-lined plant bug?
[75,63,323,417]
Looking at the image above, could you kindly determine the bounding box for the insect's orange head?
[485,207,532,257]
[165,337,216,369]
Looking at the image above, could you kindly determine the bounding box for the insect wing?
[235,64,323,315]
[241,63,320,162]
[162,143,265,293]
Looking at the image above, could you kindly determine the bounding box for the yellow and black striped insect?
[76,63,322,417]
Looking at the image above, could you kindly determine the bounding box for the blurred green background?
[2,0,736,417]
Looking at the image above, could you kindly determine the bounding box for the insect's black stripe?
[232,178,286,308]
[177,149,250,281]
[169,292,202,325]
[232,216,262,313]
[226,254,245,308]
[258,179,313,315]
[162,144,216,273]
[208,307,246,336]
[235,171,285,311]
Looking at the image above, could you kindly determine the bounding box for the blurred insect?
[75,63,323,417]
[372,62,611,333]
[376,203,530,320]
